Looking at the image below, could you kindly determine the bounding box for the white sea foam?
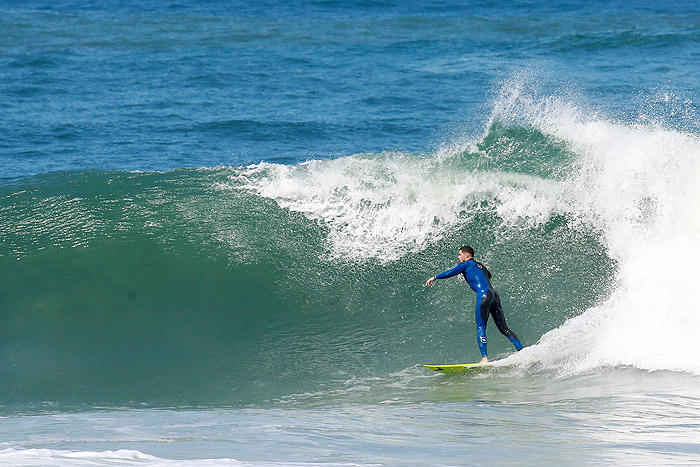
[494,83,700,375]
[0,448,360,466]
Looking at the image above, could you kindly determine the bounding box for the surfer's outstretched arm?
[424,262,467,286]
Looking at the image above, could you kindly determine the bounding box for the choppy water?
[2,0,700,465]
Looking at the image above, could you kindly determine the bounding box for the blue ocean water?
[3,0,699,180]
[2,0,700,465]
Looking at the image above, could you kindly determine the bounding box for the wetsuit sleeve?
[434,262,467,280]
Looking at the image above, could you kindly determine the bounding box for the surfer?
[424,245,523,363]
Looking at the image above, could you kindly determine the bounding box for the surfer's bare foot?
[479,357,488,364]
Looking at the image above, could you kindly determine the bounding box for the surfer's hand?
[424,277,436,287]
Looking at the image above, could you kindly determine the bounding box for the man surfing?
[425,245,523,363]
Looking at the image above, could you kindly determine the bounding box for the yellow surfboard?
[423,362,490,373]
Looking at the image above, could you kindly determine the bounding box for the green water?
[1,140,614,407]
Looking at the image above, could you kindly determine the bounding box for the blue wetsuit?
[435,259,523,358]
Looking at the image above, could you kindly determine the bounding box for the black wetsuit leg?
[480,289,523,350]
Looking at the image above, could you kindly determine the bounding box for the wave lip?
[234,148,573,263]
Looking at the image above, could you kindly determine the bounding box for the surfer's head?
[458,245,474,262]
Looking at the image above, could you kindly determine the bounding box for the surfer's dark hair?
[459,245,475,256]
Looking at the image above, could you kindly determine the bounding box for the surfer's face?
[457,250,471,262]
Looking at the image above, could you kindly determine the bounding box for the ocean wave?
[2,86,699,409]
